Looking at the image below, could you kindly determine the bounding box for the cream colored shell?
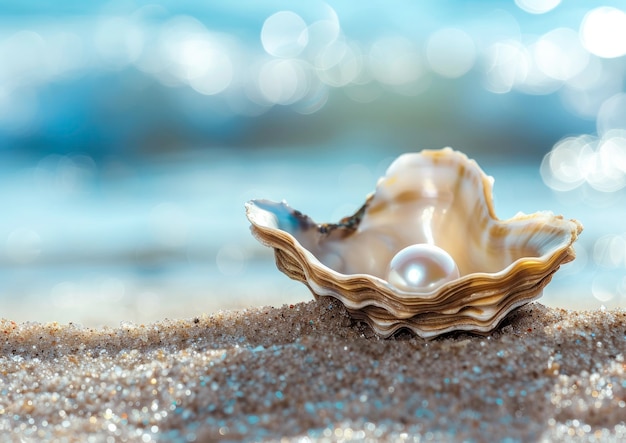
[245,148,582,338]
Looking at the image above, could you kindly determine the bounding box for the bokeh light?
[541,132,626,193]
[258,59,310,105]
[580,7,626,59]
[515,0,561,15]
[261,11,309,58]
[316,39,362,88]
[594,233,626,269]
[178,36,233,96]
[484,40,531,94]
[534,28,588,81]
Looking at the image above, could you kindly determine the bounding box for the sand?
[0,299,625,442]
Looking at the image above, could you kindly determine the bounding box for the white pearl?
[387,244,460,292]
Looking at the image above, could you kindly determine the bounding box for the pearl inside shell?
[387,244,460,292]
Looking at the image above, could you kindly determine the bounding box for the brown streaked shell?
[245,148,582,338]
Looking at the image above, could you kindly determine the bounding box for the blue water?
[1,1,626,325]
[1,146,623,326]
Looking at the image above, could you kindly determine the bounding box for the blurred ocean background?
[1,0,626,326]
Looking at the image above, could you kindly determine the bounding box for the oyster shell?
[245,148,582,338]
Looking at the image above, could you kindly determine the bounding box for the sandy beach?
[1,298,625,442]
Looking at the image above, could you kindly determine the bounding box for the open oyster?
[245,148,582,338]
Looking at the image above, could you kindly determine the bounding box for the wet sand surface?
[1,299,625,442]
